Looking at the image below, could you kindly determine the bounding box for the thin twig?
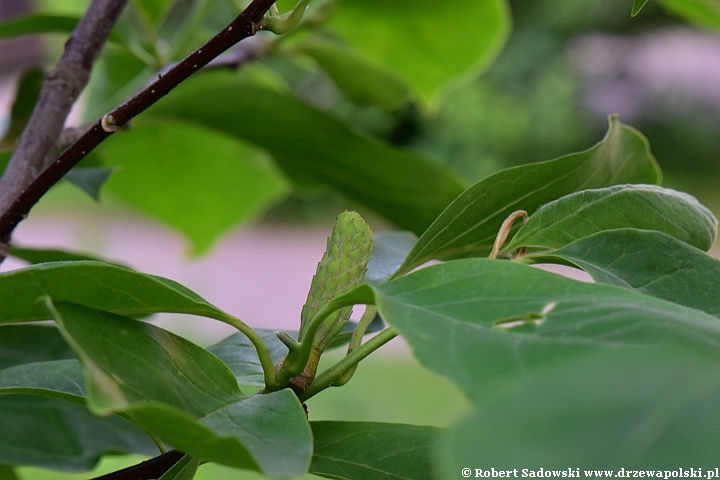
[0,0,278,263]
[88,450,183,480]
[0,0,129,216]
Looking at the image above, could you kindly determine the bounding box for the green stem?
[347,305,378,354]
[276,295,368,387]
[212,312,280,390]
[300,327,397,401]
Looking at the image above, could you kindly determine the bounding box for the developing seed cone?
[298,211,373,352]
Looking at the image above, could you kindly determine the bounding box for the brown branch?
[0,0,129,215]
[0,0,278,263]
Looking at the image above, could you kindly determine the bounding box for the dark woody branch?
[0,0,279,263]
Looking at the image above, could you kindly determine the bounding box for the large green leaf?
[126,390,312,478]
[544,229,720,318]
[310,421,441,480]
[295,38,412,111]
[328,0,511,102]
[0,359,85,403]
[46,301,312,478]
[0,325,74,371]
[158,455,201,480]
[99,119,290,254]
[445,350,720,470]
[0,395,157,471]
[0,261,228,324]
[505,185,718,253]
[8,246,122,266]
[48,301,242,415]
[372,258,720,401]
[397,116,661,274]
[146,71,466,234]
[659,0,720,30]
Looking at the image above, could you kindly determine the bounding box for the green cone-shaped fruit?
[299,211,373,352]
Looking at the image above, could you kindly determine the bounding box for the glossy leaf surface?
[0,325,74,370]
[296,38,411,111]
[48,301,242,415]
[546,229,720,317]
[126,390,312,478]
[0,395,157,471]
[506,185,717,253]
[398,116,661,274]
[310,421,441,480]
[374,259,720,401]
[446,350,720,470]
[0,261,226,324]
[147,72,466,234]
[100,119,290,254]
[328,0,510,101]
[0,359,85,403]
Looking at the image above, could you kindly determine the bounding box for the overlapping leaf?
[44,301,312,478]
[544,229,720,317]
[310,422,441,480]
[0,261,227,324]
[296,38,412,111]
[0,395,157,471]
[146,71,466,234]
[397,116,661,274]
[371,259,720,401]
[505,184,717,253]
[99,119,290,254]
[366,231,417,285]
[445,350,720,471]
[328,0,510,102]
[158,455,201,480]
[0,325,74,370]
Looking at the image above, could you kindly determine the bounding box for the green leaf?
[208,329,289,387]
[295,38,412,111]
[632,0,650,16]
[0,14,123,43]
[45,301,312,478]
[134,0,176,25]
[659,0,720,30]
[0,69,43,147]
[0,14,79,40]
[505,185,718,254]
[127,390,312,478]
[0,465,17,480]
[47,301,242,415]
[373,258,720,401]
[310,421,441,480]
[398,116,661,274]
[159,455,201,480]
[9,246,123,266]
[99,119,290,254]
[63,167,115,201]
[546,229,720,318]
[366,231,417,285]
[0,325,74,371]
[0,359,85,404]
[445,350,720,470]
[328,0,511,102]
[0,261,228,324]
[0,395,158,471]
[146,71,466,235]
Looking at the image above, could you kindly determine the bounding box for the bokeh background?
[1,0,719,478]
